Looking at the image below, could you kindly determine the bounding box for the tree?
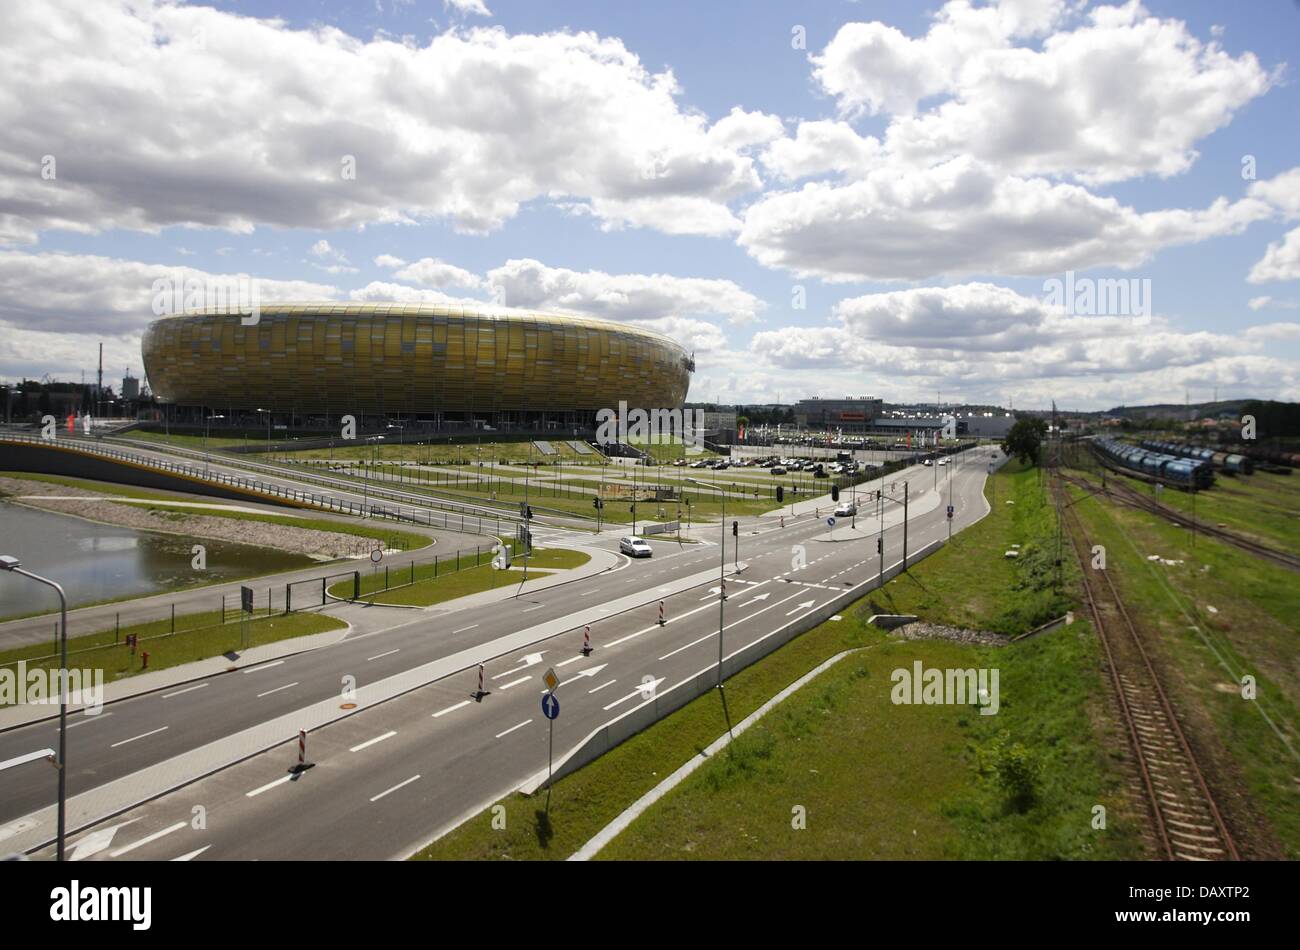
[1002,417,1047,466]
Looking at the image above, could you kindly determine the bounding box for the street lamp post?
[0,555,68,861]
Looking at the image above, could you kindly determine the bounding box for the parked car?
[619,536,653,558]
[771,466,787,475]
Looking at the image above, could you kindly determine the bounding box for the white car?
[834,502,857,517]
[938,457,950,466]
[620,536,653,558]
[923,459,933,466]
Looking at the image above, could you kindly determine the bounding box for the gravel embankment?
[0,476,380,559]
[891,620,1009,647]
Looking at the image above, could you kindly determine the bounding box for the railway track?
[1054,474,1239,861]
[1062,470,1300,573]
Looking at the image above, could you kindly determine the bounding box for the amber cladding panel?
[141,304,691,413]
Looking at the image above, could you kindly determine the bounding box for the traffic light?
[525,505,533,520]
[831,485,840,502]
[732,520,738,537]
[776,485,784,503]
[592,497,603,510]
[877,537,883,554]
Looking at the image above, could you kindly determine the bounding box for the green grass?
[413,462,1141,860]
[1065,469,1300,858]
[339,548,590,607]
[0,609,346,694]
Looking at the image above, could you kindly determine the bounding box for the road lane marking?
[579,589,601,596]
[109,821,188,858]
[603,678,665,711]
[659,632,716,661]
[162,684,208,699]
[65,712,113,729]
[246,774,293,798]
[521,604,546,612]
[433,700,471,718]
[369,774,421,803]
[498,675,531,690]
[256,681,299,698]
[110,726,168,748]
[241,660,285,674]
[495,719,532,739]
[588,679,617,694]
[172,845,211,862]
[366,649,399,661]
[555,655,586,668]
[349,730,397,752]
[453,624,479,633]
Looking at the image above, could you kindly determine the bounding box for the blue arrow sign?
[827,516,836,527]
[947,505,954,518]
[541,692,560,720]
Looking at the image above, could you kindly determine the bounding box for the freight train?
[1139,440,1254,475]
[1093,438,1215,490]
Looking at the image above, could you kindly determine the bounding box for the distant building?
[121,373,140,400]
[794,396,883,432]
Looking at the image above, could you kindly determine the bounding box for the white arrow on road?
[744,592,771,605]
[785,600,816,616]
[494,652,545,679]
[544,664,609,690]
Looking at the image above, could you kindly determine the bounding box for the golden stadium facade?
[142,303,693,424]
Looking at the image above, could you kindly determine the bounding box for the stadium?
[141,303,694,432]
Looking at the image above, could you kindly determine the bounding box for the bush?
[980,730,1041,812]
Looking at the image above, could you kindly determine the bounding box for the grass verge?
[413,462,1141,860]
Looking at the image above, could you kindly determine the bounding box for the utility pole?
[717,490,726,689]
[902,481,908,569]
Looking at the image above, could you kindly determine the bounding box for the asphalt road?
[3,450,995,860]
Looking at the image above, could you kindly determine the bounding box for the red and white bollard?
[721,578,727,602]
[658,601,666,626]
[477,663,485,695]
[582,625,592,656]
[297,728,306,769]
[780,516,784,528]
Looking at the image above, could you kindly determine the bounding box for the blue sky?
[2,0,1298,409]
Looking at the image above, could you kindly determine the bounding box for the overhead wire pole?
[717,488,726,689]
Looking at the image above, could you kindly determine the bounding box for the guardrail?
[0,432,507,537]
[101,435,590,529]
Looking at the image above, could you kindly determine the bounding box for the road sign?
[827,516,836,527]
[947,505,954,519]
[543,667,559,691]
[240,585,253,614]
[541,692,560,720]
[370,548,382,563]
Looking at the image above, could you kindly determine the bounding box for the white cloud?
[486,258,763,325]
[445,0,492,17]
[740,157,1271,282]
[761,121,881,181]
[382,256,483,289]
[810,2,1272,186]
[1247,226,1300,284]
[373,254,408,268]
[0,3,763,243]
[744,282,1299,408]
[1248,296,1272,311]
[0,250,339,337]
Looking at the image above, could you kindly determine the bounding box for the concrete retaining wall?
[2,440,302,508]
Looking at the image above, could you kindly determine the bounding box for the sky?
[1,0,1298,411]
